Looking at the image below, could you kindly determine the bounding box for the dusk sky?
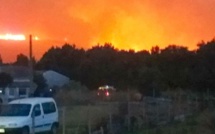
[0,0,215,62]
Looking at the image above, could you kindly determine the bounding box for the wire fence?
[0,90,214,134]
[57,91,215,134]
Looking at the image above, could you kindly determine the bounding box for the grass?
[126,120,198,134]
[65,105,110,126]
[126,108,215,134]
[58,104,119,134]
[55,90,215,134]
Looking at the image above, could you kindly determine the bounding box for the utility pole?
[29,35,34,95]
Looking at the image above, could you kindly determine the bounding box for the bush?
[54,80,90,105]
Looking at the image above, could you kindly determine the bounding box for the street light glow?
[34,36,39,40]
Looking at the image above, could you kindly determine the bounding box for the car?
[0,97,59,134]
[97,85,116,100]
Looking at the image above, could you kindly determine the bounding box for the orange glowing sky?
[0,0,215,62]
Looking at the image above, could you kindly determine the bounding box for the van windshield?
[0,104,31,116]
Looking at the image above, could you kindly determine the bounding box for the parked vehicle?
[97,85,116,100]
[0,97,59,134]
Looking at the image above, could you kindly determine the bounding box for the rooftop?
[9,97,55,105]
[0,65,30,79]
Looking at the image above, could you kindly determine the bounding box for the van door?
[42,102,57,131]
[32,104,45,133]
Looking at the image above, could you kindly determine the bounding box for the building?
[42,70,70,88]
[0,65,36,103]
[33,70,70,97]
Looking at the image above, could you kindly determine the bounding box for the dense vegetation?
[2,39,215,94]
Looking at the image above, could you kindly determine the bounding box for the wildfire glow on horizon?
[0,34,40,41]
[0,0,215,62]
[0,34,26,41]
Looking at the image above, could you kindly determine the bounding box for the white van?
[0,97,59,134]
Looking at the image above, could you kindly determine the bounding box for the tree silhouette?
[194,39,215,91]
[14,53,29,66]
[34,38,215,94]
[0,72,13,89]
[33,73,47,96]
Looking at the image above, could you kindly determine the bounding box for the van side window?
[32,104,41,117]
[42,102,56,114]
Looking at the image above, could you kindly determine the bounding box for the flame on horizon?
[0,34,26,41]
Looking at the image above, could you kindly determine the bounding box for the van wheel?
[50,124,57,134]
[22,127,29,134]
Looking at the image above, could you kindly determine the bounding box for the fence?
[0,90,214,134]
[57,92,215,134]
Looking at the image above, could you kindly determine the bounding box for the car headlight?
[0,128,5,133]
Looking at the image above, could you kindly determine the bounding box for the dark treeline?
[34,38,215,94]
[3,39,215,94]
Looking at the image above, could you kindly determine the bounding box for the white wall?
[43,70,70,88]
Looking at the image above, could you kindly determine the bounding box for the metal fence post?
[144,101,149,134]
[168,95,172,134]
[100,126,104,134]
[127,89,131,131]
[62,107,66,134]
[88,104,91,134]
[109,102,113,134]
[195,95,198,111]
